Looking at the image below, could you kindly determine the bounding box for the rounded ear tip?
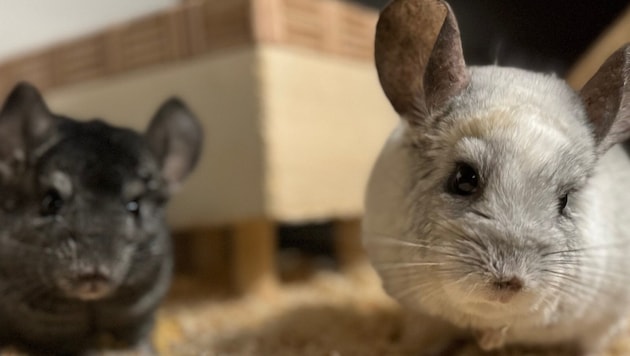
[153,96,203,138]
[162,96,187,109]
[146,96,204,189]
[7,81,42,100]
[2,81,48,113]
[13,81,38,90]
[374,0,465,118]
[164,96,186,106]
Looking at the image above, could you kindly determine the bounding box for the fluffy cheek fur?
[0,211,161,298]
[50,238,136,295]
[377,190,585,329]
[373,131,589,329]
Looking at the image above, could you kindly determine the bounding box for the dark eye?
[126,199,140,216]
[558,193,569,215]
[41,189,64,216]
[448,163,479,196]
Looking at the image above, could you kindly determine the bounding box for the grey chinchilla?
[0,82,203,354]
[362,0,630,354]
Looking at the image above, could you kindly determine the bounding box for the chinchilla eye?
[126,199,140,216]
[41,189,64,216]
[448,163,479,196]
[558,193,569,214]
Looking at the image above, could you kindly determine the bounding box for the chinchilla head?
[0,82,203,301]
[363,0,630,324]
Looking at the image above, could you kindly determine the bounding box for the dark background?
[352,0,629,75]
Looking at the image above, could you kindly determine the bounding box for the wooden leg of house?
[333,218,366,272]
[188,228,229,285]
[231,219,277,295]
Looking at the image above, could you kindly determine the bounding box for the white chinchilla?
[362,0,630,354]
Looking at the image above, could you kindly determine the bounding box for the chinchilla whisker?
[435,266,477,277]
[381,265,467,280]
[549,282,625,305]
[377,262,448,269]
[464,280,483,300]
[542,273,601,292]
[541,269,582,283]
[383,274,432,285]
[543,257,630,274]
[418,287,448,305]
[434,271,477,297]
[542,241,630,257]
[441,272,474,289]
[432,250,477,261]
[536,292,564,310]
[546,253,630,262]
[453,237,487,254]
[361,229,414,240]
[380,267,437,278]
[572,269,630,282]
[364,237,456,255]
[362,235,431,247]
[542,262,630,279]
[411,277,457,305]
[362,229,415,240]
[542,270,630,297]
[544,278,593,297]
[431,220,469,239]
[394,280,437,300]
[535,298,555,313]
[457,262,488,274]
[544,284,585,305]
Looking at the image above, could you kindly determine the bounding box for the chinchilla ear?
[145,98,203,193]
[374,0,470,125]
[579,44,630,154]
[0,82,58,179]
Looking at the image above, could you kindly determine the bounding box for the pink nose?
[74,274,112,300]
[77,269,108,280]
[492,276,523,292]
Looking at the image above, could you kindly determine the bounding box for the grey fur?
[363,0,630,354]
[0,82,203,354]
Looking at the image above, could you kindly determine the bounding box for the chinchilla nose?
[492,276,523,292]
[69,265,115,301]
[77,266,111,282]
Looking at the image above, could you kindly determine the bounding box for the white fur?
[363,66,630,353]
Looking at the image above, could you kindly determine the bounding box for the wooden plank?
[283,0,326,52]
[0,0,379,95]
[275,0,377,60]
[2,51,55,92]
[185,0,252,55]
[334,1,377,60]
[118,12,177,70]
[182,0,209,56]
[51,34,109,86]
[188,229,228,279]
[251,0,285,43]
[333,219,365,270]
[203,0,253,52]
[231,219,277,294]
[166,6,192,60]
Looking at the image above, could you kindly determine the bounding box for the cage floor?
[156,264,630,356]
